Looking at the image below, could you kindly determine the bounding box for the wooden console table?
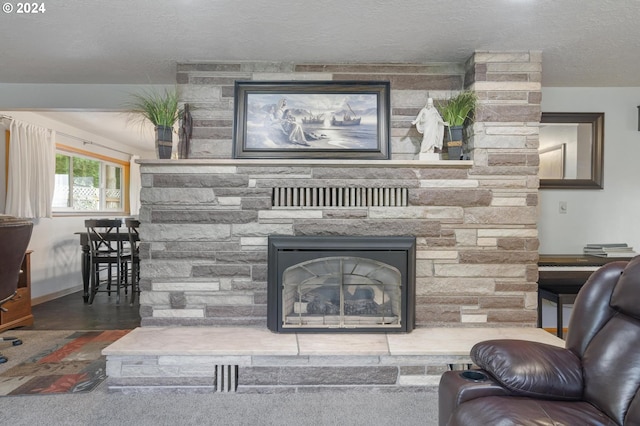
[538,254,629,338]
[0,250,33,332]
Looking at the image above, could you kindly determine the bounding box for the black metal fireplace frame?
[267,235,416,333]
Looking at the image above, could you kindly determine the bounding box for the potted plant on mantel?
[437,91,477,160]
[126,88,183,159]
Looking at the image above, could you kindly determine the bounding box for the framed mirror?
[539,112,604,189]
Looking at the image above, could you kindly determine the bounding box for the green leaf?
[436,91,477,127]
[125,87,183,128]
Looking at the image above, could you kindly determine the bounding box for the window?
[53,149,128,213]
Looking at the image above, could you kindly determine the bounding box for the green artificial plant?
[437,91,477,127]
[126,87,183,128]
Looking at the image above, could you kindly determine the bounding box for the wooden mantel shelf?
[136,159,474,168]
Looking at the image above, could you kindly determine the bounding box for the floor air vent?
[216,365,238,392]
[272,187,408,207]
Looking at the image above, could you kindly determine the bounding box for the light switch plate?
[559,201,567,214]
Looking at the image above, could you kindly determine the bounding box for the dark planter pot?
[446,141,463,160]
[155,125,173,159]
[445,125,464,143]
[445,125,464,160]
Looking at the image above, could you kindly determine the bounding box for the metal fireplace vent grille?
[272,187,408,208]
[215,364,238,392]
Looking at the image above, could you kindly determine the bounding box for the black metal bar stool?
[85,219,127,304]
[125,218,141,305]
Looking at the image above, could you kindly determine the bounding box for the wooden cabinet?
[0,250,33,332]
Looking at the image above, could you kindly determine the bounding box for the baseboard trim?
[32,285,83,306]
[543,327,569,335]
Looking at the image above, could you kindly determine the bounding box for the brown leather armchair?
[0,216,33,364]
[439,256,640,425]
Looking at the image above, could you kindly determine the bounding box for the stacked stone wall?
[138,51,541,329]
[177,61,465,160]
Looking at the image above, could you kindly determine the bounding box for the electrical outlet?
[559,201,567,214]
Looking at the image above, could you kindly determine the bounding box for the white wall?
[0,84,170,302]
[539,87,640,329]
[0,83,165,302]
[539,87,640,254]
[1,111,148,301]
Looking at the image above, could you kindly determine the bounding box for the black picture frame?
[232,81,390,159]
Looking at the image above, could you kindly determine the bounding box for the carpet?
[0,330,129,396]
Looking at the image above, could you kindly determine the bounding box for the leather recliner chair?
[0,215,33,363]
[439,256,640,425]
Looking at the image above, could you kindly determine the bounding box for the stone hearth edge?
[103,326,563,393]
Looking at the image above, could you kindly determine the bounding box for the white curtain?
[5,119,56,218]
[129,155,141,216]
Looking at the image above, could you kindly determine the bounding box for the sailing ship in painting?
[331,103,361,126]
[302,112,325,124]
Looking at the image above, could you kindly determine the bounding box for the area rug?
[0,330,129,395]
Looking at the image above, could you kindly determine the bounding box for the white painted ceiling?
[2,0,639,151]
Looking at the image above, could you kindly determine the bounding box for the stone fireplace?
[105,51,546,393]
[136,51,542,330]
[267,235,416,332]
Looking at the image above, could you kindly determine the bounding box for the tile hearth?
[104,327,563,393]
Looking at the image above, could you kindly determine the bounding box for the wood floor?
[26,290,141,330]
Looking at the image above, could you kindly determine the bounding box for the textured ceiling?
[1,0,639,87]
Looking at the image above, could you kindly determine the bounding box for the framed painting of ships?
[232,80,390,159]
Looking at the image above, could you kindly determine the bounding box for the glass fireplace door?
[282,256,402,329]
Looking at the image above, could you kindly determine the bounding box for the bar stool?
[85,219,127,304]
[125,218,141,305]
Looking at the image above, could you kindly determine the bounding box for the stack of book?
[583,243,638,258]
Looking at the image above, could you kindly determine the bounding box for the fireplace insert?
[267,236,416,333]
